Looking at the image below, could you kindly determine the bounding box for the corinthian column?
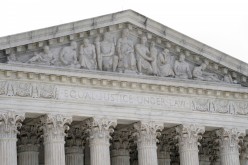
[157,131,171,165]
[0,111,25,165]
[17,125,40,165]
[133,121,164,165]
[111,129,131,165]
[176,124,205,165]
[216,128,245,165]
[240,137,248,165]
[86,117,117,165]
[41,114,72,165]
[65,126,86,165]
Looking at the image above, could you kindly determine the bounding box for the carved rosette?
[176,124,205,165]
[86,117,117,144]
[40,114,72,143]
[216,128,245,164]
[0,111,25,138]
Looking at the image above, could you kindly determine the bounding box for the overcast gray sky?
[0,0,247,63]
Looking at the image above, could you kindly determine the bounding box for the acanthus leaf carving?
[215,128,245,153]
[40,114,72,141]
[0,111,25,138]
[175,124,205,151]
[85,117,117,141]
[133,120,164,146]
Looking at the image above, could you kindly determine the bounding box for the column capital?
[18,125,40,152]
[0,111,25,138]
[240,137,248,162]
[40,113,72,141]
[86,117,117,141]
[216,128,245,152]
[176,124,205,143]
[133,120,164,144]
[65,125,87,147]
[111,129,131,156]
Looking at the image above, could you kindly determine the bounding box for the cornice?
[0,63,247,100]
[0,9,247,78]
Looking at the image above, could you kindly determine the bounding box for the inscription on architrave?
[57,87,189,110]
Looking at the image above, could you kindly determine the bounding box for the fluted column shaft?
[111,149,130,165]
[158,151,170,165]
[176,124,205,165]
[216,128,245,165]
[18,145,39,165]
[134,121,164,165]
[0,112,25,165]
[65,146,84,165]
[87,117,117,165]
[41,114,72,165]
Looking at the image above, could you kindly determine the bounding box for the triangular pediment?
[0,10,247,87]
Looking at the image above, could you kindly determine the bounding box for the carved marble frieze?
[0,81,57,99]
[3,28,243,86]
[0,80,247,116]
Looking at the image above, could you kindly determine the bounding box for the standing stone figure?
[59,41,80,68]
[135,36,154,75]
[79,38,97,70]
[117,29,136,72]
[27,46,54,65]
[94,36,102,70]
[7,53,18,64]
[150,41,158,75]
[100,33,118,71]
[174,53,192,79]
[158,48,174,77]
[193,63,220,81]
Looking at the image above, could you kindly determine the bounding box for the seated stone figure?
[135,36,154,75]
[174,53,192,79]
[193,63,220,81]
[27,46,54,65]
[117,29,136,72]
[99,33,118,71]
[7,53,19,64]
[79,39,97,70]
[59,41,80,68]
[158,48,174,77]
[150,41,158,75]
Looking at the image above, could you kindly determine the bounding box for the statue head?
[150,41,155,47]
[83,39,90,46]
[201,63,207,70]
[141,36,147,44]
[43,46,50,54]
[70,41,77,50]
[104,32,112,42]
[122,29,129,38]
[163,48,169,54]
[179,53,185,62]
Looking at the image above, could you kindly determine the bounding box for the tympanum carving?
[5,28,241,85]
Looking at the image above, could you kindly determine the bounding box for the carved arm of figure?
[135,45,153,61]
[59,48,68,65]
[101,43,115,57]
[159,53,165,64]
[117,39,123,60]
[186,65,192,78]
[95,37,102,70]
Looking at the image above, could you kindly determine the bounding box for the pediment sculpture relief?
[6,29,239,85]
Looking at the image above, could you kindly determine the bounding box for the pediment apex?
[0,10,247,86]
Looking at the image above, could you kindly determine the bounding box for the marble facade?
[0,10,248,165]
